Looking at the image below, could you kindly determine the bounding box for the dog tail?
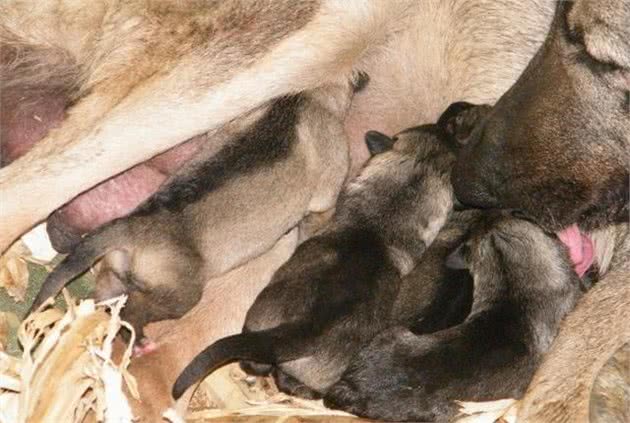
[29,221,128,313]
[173,322,316,399]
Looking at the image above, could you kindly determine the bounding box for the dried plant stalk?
[0,294,136,423]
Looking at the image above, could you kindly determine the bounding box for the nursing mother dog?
[2,0,603,421]
[452,0,630,421]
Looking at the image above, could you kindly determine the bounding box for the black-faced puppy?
[325,212,584,422]
[172,122,460,400]
[29,79,358,346]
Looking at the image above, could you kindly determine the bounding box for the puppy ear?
[365,130,394,156]
[437,102,490,148]
[437,102,475,131]
[446,244,469,270]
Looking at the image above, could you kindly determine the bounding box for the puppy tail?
[29,221,128,313]
[172,323,314,399]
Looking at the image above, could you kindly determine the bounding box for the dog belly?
[0,90,203,251]
[2,0,550,251]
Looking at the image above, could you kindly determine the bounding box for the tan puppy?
[30,80,355,346]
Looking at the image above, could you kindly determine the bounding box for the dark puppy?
[172,120,466,399]
[261,208,482,400]
[325,212,584,422]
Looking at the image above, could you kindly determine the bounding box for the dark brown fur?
[173,121,473,399]
[325,212,584,422]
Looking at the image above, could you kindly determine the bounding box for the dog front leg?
[518,267,630,422]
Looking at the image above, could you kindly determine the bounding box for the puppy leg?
[518,267,630,422]
[273,368,323,400]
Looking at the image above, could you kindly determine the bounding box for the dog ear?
[445,244,469,270]
[365,130,394,156]
[567,0,630,71]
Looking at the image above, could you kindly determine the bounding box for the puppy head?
[352,125,455,193]
[452,0,630,231]
[446,211,578,305]
[337,125,457,259]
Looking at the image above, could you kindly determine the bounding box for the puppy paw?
[324,379,365,415]
[273,369,322,400]
[133,338,159,357]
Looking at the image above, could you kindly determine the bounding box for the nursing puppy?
[250,208,482,401]
[172,120,470,399]
[29,80,356,345]
[325,212,584,422]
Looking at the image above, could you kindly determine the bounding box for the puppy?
[254,207,482,401]
[29,79,357,345]
[172,118,470,399]
[325,212,584,422]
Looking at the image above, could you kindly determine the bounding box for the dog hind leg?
[0,0,397,253]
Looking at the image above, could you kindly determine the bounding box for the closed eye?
[572,49,623,73]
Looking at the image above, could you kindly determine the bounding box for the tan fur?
[6,0,625,421]
[0,0,557,251]
[344,0,555,173]
[519,226,630,422]
[37,79,356,343]
[117,228,298,422]
[0,0,410,252]
[590,342,630,423]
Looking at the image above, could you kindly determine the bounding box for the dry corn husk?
[455,398,518,423]
[0,241,30,302]
[161,364,359,423]
[0,293,137,423]
[20,223,58,264]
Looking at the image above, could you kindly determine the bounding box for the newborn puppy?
[172,121,462,400]
[325,212,584,422]
[30,78,360,347]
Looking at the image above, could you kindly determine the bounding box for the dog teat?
[557,224,594,278]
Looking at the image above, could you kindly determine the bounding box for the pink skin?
[557,224,594,278]
[1,90,203,241]
[0,89,68,165]
[133,339,160,357]
[51,136,204,234]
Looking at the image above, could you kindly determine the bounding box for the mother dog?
[453,1,630,421]
[1,0,626,421]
